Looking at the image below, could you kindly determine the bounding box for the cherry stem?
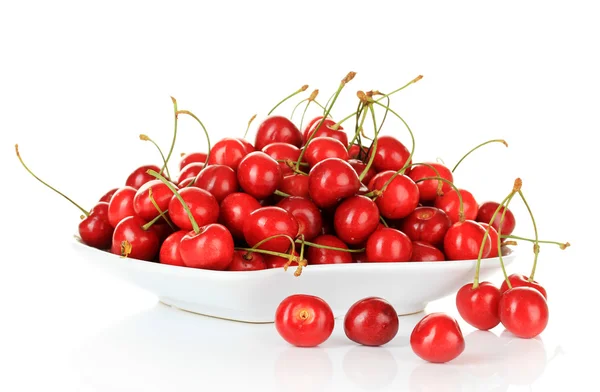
[358,104,380,181]
[235,247,298,261]
[379,216,389,228]
[15,144,89,217]
[147,169,200,234]
[274,189,291,198]
[290,98,308,120]
[299,89,320,132]
[502,234,570,250]
[284,160,308,176]
[140,134,171,179]
[243,114,257,139]
[452,139,508,173]
[141,208,171,231]
[297,239,365,253]
[372,100,415,176]
[148,187,175,231]
[268,85,309,116]
[298,234,306,267]
[517,190,541,281]
[346,100,366,147]
[277,159,309,167]
[176,109,212,168]
[161,97,178,176]
[249,234,296,257]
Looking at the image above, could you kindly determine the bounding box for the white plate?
[72,239,516,323]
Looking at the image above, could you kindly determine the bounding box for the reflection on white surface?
[343,346,398,390]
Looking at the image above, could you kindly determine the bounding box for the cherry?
[236,138,255,155]
[99,188,118,203]
[78,202,113,249]
[179,152,208,171]
[177,162,204,185]
[168,187,219,231]
[262,142,302,176]
[159,230,187,266]
[348,144,368,160]
[111,216,160,261]
[411,241,445,261]
[133,179,178,221]
[277,197,322,241]
[478,222,500,258]
[368,171,419,220]
[303,117,348,146]
[500,274,548,299]
[254,116,302,151]
[352,251,368,263]
[237,151,283,200]
[456,282,501,330]
[410,313,465,363]
[306,235,353,265]
[348,159,376,186]
[333,195,380,245]
[107,186,138,228]
[365,228,412,262]
[207,137,248,170]
[279,174,310,199]
[408,163,454,202]
[400,206,452,247]
[308,158,361,209]
[304,137,349,167]
[243,206,299,253]
[180,223,234,270]
[435,189,478,224]
[177,177,195,188]
[219,192,261,239]
[444,220,491,260]
[151,222,174,243]
[367,135,411,173]
[195,164,239,202]
[275,294,335,347]
[344,297,399,346]
[499,287,549,338]
[477,201,516,236]
[227,250,267,271]
[126,164,163,189]
[301,115,323,142]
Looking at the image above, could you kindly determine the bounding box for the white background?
[1,1,598,391]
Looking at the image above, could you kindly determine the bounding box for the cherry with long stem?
[140,134,170,179]
[501,234,570,249]
[290,90,326,120]
[299,89,320,132]
[452,139,508,173]
[268,84,308,116]
[160,97,178,176]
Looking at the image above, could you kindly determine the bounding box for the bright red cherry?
[479,223,500,258]
[333,195,380,245]
[365,228,412,262]
[410,313,465,363]
[304,137,349,167]
[308,158,361,209]
[344,297,399,346]
[279,174,310,199]
[236,138,255,154]
[107,186,138,228]
[159,230,187,267]
[237,151,283,200]
[207,137,249,170]
[133,179,177,221]
[179,152,208,171]
[411,241,445,261]
[167,187,219,231]
[254,116,302,151]
[499,287,549,339]
[408,163,454,202]
[348,159,376,186]
[303,117,348,146]
[177,162,204,185]
[435,189,478,224]
[367,135,411,173]
[111,216,160,261]
[78,202,113,249]
[368,171,419,220]
[227,250,267,271]
[400,206,452,247]
[179,223,234,270]
[195,164,238,202]
[99,188,118,203]
[444,220,491,260]
[243,206,299,253]
[306,235,353,265]
[262,142,302,176]
[456,282,501,330]
[500,274,547,299]
[477,201,516,236]
[126,164,163,189]
[219,192,261,239]
[275,294,335,347]
[277,197,323,241]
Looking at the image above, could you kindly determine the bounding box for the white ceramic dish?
[72,239,516,323]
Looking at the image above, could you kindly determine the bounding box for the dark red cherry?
[126,164,163,189]
[99,188,118,203]
[254,116,302,150]
[306,235,352,265]
[262,142,302,176]
[435,189,478,224]
[79,202,113,249]
[411,241,446,261]
[133,179,178,221]
[308,158,360,209]
[179,224,234,270]
[348,159,376,186]
[368,171,419,220]
[349,144,368,160]
[304,137,349,167]
[277,196,323,241]
[168,187,219,231]
[444,220,491,260]
[333,195,380,245]
[159,230,187,267]
[228,250,267,271]
[243,206,299,253]
[179,152,208,171]
[279,174,310,199]
[400,206,452,247]
[219,192,262,239]
[365,228,412,262]
[111,216,160,261]
[208,137,249,170]
[367,136,411,173]
[237,151,283,200]
[108,186,138,228]
[178,162,205,185]
[408,163,454,202]
[195,164,239,202]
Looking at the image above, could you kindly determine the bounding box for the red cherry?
[177,162,205,185]
[410,313,465,363]
[308,158,360,209]
[368,171,419,220]
[107,186,138,228]
[411,241,445,261]
[400,206,452,247]
[207,137,248,170]
[179,223,234,270]
[159,230,187,267]
[302,116,323,142]
[149,222,174,243]
[279,174,310,199]
[435,189,478,224]
[444,220,491,260]
[243,206,299,253]
[275,294,335,347]
[227,250,267,271]
[306,235,352,265]
[126,164,163,189]
[348,159,376,186]
[262,142,302,176]
[352,251,368,263]
[110,216,160,261]
[303,117,348,146]
[365,228,412,262]
[133,179,178,221]
[456,282,501,330]
[99,188,118,203]
[179,152,207,171]
[277,197,323,241]
[78,202,113,249]
[408,163,454,202]
[254,116,302,151]
[367,136,411,173]
[195,164,239,202]
[333,195,380,245]
[219,192,261,239]
[479,223,500,258]
[265,250,300,269]
[344,297,399,346]
[500,274,547,299]
[304,137,349,167]
[477,201,516,236]
[499,287,549,338]
[168,187,219,231]
[237,151,283,200]
[236,138,255,154]
[348,144,368,160]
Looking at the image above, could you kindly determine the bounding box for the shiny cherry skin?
[400,206,452,247]
[227,250,267,271]
[303,117,348,146]
[178,162,204,185]
[349,144,368,160]
[411,241,445,261]
[208,137,248,170]
[243,206,299,253]
[254,116,302,150]
[265,250,300,269]
[133,179,178,221]
[344,297,399,346]
[275,294,335,347]
[444,220,491,260]
[179,223,234,270]
[367,135,411,173]
[126,164,163,189]
[435,189,478,224]
[99,188,118,203]
[308,158,361,209]
[79,202,113,249]
[410,313,465,363]
[302,116,323,142]
[365,228,413,262]
[368,171,419,220]
[408,163,454,202]
[151,223,174,243]
[110,216,160,261]
[195,164,238,202]
[159,230,187,266]
[479,222,500,258]
[333,195,380,245]
[236,138,255,154]
[262,142,302,176]
[477,201,516,236]
[499,287,549,338]
[277,197,323,241]
[456,282,501,330]
[107,186,138,228]
[304,137,349,167]
[168,187,219,231]
[500,274,547,299]
[348,159,376,186]
[279,174,310,198]
[179,152,208,171]
[219,192,261,239]
[306,234,352,265]
[237,151,283,200]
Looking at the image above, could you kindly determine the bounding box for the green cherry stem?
[247,234,296,258]
[268,84,309,116]
[379,216,389,228]
[176,109,212,168]
[517,190,542,281]
[161,97,178,176]
[140,134,171,179]
[243,114,257,139]
[346,100,365,148]
[501,234,570,249]
[148,187,175,231]
[141,208,171,231]
[297,239,365,253]
[274,189,291,198]
[299,89,319,132]
[452,139,508,173]
[358,104,380,181]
